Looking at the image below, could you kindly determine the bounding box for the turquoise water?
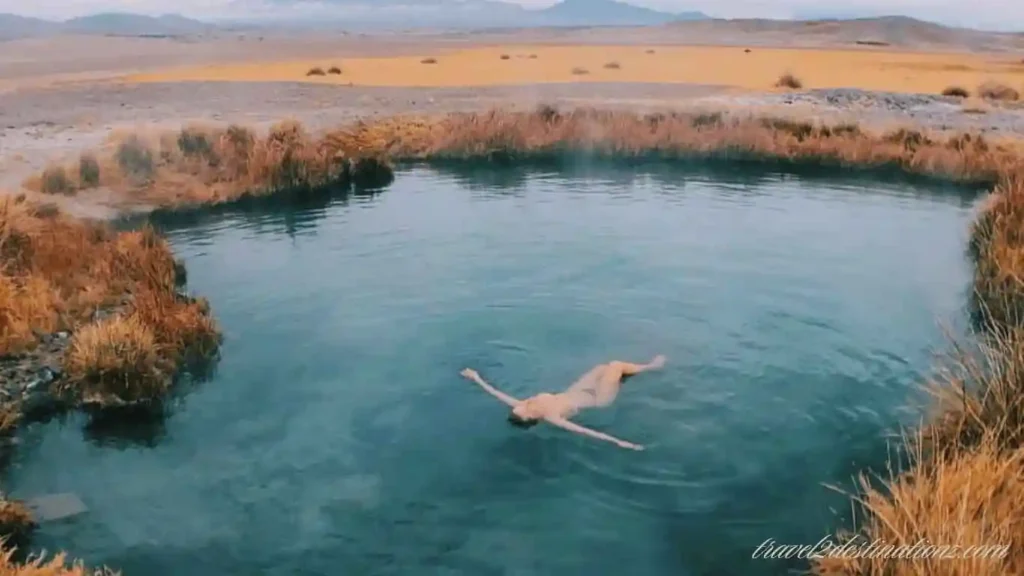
[7,163,979,576]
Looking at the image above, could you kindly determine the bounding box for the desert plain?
[2,18,1024,216]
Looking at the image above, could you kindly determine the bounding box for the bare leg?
[576,356,665,408]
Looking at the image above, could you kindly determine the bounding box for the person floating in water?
[460,355,666,451]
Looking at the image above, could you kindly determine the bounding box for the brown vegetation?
[420,58,437,64]
[942,85,970,98]
[0,497,35,544]
[0,549,117,576]
[0,196,220,407]
[775,72,803,89]
[603,61,621,70]
[327,66,341,75]
[499,54,510,60]
[978,81,1020,101]
[305,67,325,76]
[570,67,589,75]
[26,122,393,210]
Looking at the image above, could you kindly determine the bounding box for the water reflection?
[416,158,982,208]
[133,182,388,237]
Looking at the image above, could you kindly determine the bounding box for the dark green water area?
[6,162,982,576]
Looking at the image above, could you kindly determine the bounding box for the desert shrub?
[528,54,537,59]
[78,153,100,188]
[499,54,510,60]
[306,67,325,76]
[978,81,1020,101]
[115,136,155,184]
[39,166,72,195]
[420,58,437,64]
[645,49,655,54]
[603,61,621,70]
[327,66,341,75]
[942,85,970,98]
[775,73,803,89]
[570,67,589,75]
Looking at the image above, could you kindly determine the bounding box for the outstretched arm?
[545,417,644,451]
[460,368,521,408]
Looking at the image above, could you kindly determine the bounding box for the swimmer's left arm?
[460,368,521,407]
[545,417,645,451]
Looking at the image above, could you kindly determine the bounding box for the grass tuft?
[775,72,803,89]
[942,85,970,98]
[78,153,101,188]
[978,81,1020,101]
[39,166,73,195]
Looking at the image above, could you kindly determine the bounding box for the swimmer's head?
[508,401,542,429]
[508,411,540,429]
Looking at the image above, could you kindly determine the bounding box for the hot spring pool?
[6,162,980,576]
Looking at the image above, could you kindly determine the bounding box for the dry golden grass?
[26,121,393,210]
[62,316,166,407]
[815,440,1021,575]
[0,549,116,576]
[0,195,221,406]
[0,498,34,543]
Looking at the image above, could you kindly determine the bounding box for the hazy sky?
[1,0,1020,30]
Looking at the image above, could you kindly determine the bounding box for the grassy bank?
[25,121,393,209]
[15,107,1024,574]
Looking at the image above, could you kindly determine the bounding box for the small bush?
[775,73,803,90]
[645,49,655,54]
[603,61,621,70]
[978,81,1020,101]
[62,315,168,408]
[115,136,155,185]
[942,85,970,98]
[327,66,341,75]
[40,166,73,195]
[421,58,437,64]
[744,48,751,53]
[528,54,537,59]
[176,126,217,162]
[570,67,589,75]
[78,153,101,188]
[499,54,510,60]
[306,67,325,76]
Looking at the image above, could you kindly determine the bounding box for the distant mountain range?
[0,1,1010,39]
[0,0,709,37]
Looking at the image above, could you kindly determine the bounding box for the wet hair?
[507,411,540,429]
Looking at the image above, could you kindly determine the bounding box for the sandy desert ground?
[2,21,1024,216]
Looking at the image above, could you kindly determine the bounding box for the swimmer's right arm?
[460,368,521,407]
[545,417,645,451]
